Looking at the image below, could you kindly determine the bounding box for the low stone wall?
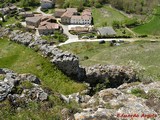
[0,27,138,85]
[0,28,86,80]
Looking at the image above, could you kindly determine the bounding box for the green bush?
[94,2,102,8]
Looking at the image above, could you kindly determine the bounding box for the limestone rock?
[0,81,13,101]
[85,64,138,86]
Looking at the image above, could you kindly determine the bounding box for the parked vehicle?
[99,40,105,44]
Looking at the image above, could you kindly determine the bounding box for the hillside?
[0,0,160,119]
[0,38,86,95]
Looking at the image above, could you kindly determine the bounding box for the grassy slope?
[92,5,129,27]
[0,38,86,95]
[61,41,160,81]
[133,7,160,35]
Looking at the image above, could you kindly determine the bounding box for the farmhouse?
[38,22,60,35]
[97,27,116,36]
[60,8,92,25]
[41,0,55,9]
[25,15,60,35]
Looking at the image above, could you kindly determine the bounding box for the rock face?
[7,30,85,80]
[0,68,48,104]
[73,82,160,120]
[85,64,138,87]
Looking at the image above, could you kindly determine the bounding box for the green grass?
[115,28,133,36]
[133,7,160,35]
[0,38,86,95]
[60,41,160,81]
[3,17,17,26]
[92,5,130,27]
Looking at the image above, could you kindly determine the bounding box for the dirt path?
[125,27,136,36]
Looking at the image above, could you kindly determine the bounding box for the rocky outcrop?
[85,64,138,87]
[73,82,160,120]
[7,30,85,80]
[0,68,48,104]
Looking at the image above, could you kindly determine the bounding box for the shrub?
[84,56,89,60]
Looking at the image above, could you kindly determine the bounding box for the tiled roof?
[38,22,59,30]
[61,12,73,18]
[25,16,41,23]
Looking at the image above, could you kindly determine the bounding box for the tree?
[78,2,84,12]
